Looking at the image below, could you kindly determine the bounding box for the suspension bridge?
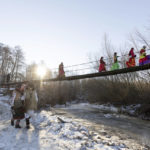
[2,56,150,86]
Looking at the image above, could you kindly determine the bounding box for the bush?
[37,77,150,108]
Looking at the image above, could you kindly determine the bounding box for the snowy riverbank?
[0,95,149,150]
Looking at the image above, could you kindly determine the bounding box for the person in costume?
[10,84,25,128]
[24,83,38,129]
[139,46,150,66]
[99,57,106,72]
[126,48,136,67]
[58,62,65,78]
[111,52,119,70]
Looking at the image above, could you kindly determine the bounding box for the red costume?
[126,48,136,67]
[99,57,106,72]
[140,48,146,55]
[59,63,65,77]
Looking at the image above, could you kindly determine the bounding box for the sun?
[36,65,47,78]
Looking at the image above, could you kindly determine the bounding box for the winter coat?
[11,90,25,119]
[24,89,38,112]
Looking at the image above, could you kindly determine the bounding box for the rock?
[106,135,111,138]
[107,142,115,146]
[100,131,107,136]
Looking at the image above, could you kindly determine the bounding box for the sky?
[0,0,150,69]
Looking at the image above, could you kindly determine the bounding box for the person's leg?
[25,110,35,129]
[28,110,35,120]
[25,111,30,129]
[15,120,21,128]
[11,118,14,126]
[26,117,30,129]
[11,107,15,126]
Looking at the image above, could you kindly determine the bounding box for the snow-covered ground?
[0,95,149,150]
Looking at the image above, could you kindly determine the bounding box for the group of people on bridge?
[10,83,38,129]
[57,46,150,77]
[99,46,150,72]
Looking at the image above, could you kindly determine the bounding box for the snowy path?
[0,97,149,150]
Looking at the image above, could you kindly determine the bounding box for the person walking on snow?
[24,84,38,129]
[10,84,25,128]
[99,57,106,72]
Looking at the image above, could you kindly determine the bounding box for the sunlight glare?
[36,65,46,78]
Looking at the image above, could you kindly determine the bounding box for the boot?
[15,120,21,128]
[26,118,30,129]
[15,124,21,128]
[11,119,14,126]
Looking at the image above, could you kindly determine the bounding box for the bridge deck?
[1,64,150,86]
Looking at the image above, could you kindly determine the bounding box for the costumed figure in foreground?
[139,46,150,66]
[58,62,65,78]
[10,84,25,128]
[99,57,106,72]
[111,52,119,70]
[126,48,136,67]
[24,84,38,129]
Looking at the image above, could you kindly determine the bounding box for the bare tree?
[0,44,25,83]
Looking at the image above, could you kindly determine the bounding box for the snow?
[58,102,142,117]
[104,114,112,118]
[56,102,119,113]
[0,96,148,150]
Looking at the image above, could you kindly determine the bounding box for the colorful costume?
[11,90,25,120]
[10,88,25,128]
[126,48,136,67]
[139,47,150,66]
[111,53,119,70]
[99,57,106,72]
[58,62,65,78]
